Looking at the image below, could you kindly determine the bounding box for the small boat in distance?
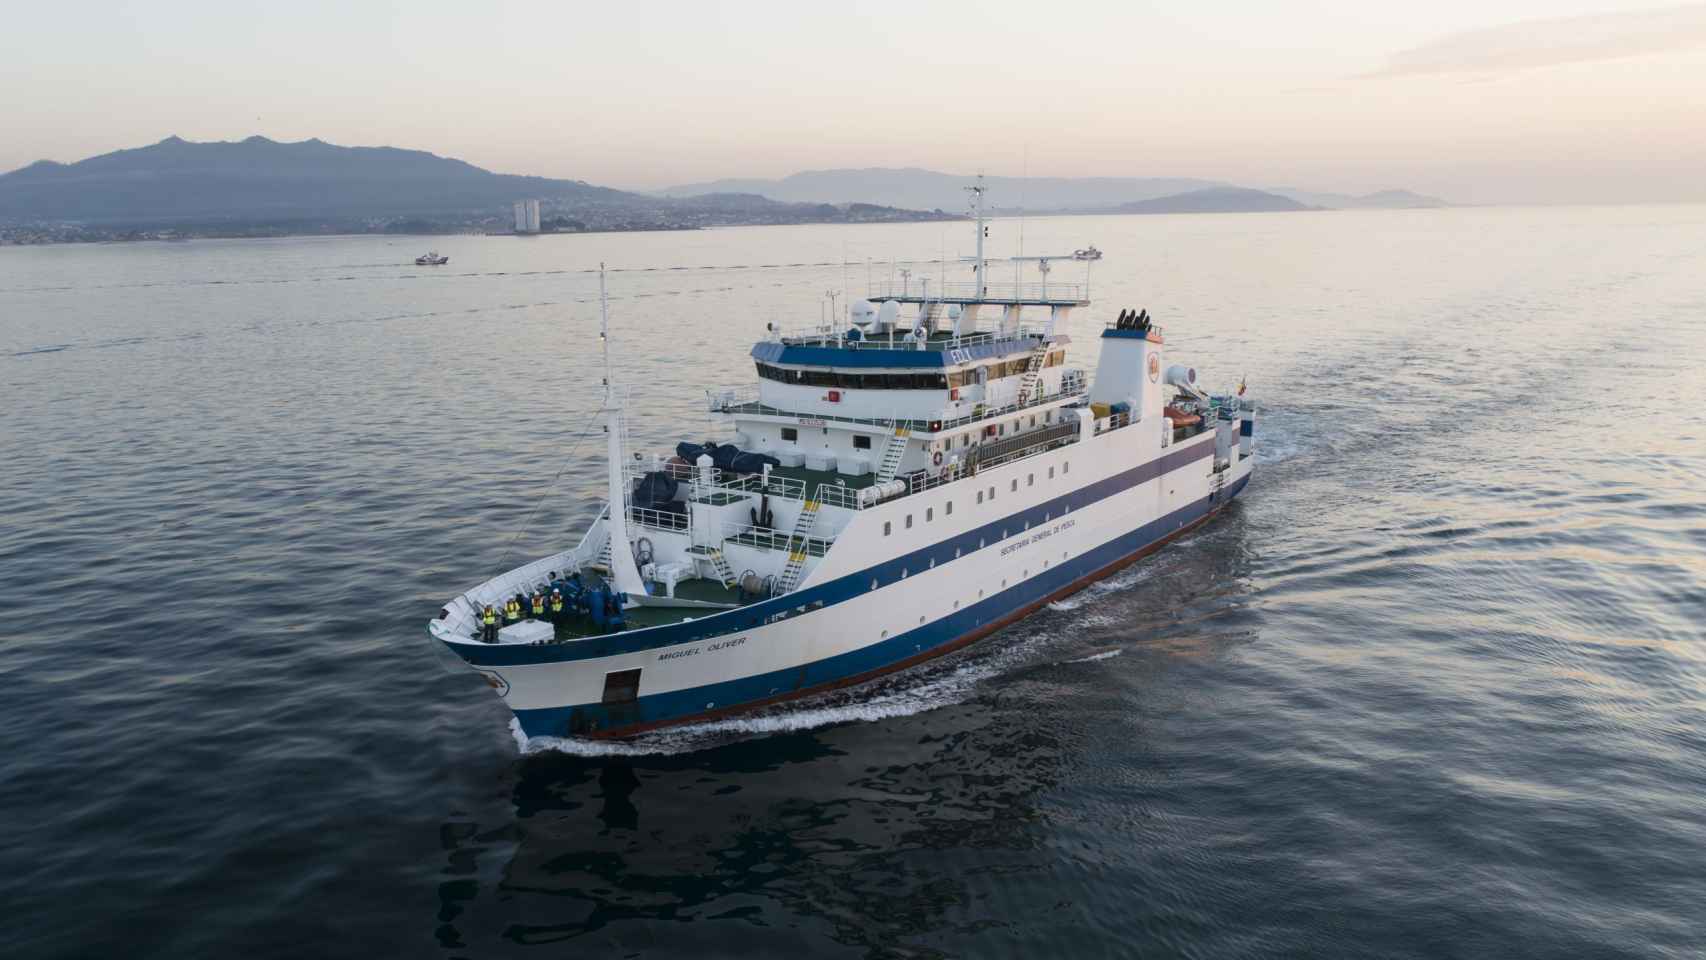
[1073,246,1102,261]
[416,251,449,266]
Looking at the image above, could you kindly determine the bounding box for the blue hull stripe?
[451,433,1222,668]
[513,471,1249,738]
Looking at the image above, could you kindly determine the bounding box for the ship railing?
[867,280,1087,303]
[624,460,809,503]
[719,520,834,557]
[813,481,866,512]
[810,425,1085,511]
[707,384,1088,434]
[627,505,691,532]
[773,329,1033,351]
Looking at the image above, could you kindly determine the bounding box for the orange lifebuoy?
[932,450,943,467]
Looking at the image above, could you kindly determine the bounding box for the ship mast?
[967,175,988,299]
[599,263,647,602]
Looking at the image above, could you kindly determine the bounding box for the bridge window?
[853,434,871,449]
[781,427,798,442]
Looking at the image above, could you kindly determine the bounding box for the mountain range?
[660,168,1447,213]
[0,136,1449,243]
[0,137,956,236]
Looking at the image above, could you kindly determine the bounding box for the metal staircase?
[773,500,820,595]
[705,546,737,587]
[875,426,910,482]
[1015,346,1050,405]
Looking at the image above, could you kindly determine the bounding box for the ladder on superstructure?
[875,426,910,482]
[1015,345,1050,406]
[772,499,820,595]
[705,546,737,587]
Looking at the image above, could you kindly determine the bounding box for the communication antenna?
[599,262,612,402]
[966,174,988,297]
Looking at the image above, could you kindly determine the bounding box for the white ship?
[428,180,1256,740]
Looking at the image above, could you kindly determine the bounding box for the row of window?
[779,426,872,449]
[881,461,1070,536]
[755,352,1063,391]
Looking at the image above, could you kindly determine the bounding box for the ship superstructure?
[429,180,1256,739]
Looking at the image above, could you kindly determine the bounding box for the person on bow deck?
[503,597,522,625]
[549,590,565,626]
[530,592,546,619]
[480,604,499,644]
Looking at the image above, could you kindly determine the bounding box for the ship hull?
[442,428,1251,740]
[530,472,1245,739]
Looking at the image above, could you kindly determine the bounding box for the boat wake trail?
[515,626,1069,757]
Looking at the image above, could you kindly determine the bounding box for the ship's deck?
[765,463,880,495]
[471,570,750,644]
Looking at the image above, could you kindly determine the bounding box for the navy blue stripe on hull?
[515,471,1249,739]
[454,434,1221,668]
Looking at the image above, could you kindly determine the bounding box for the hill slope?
[0,135,640,223]
[1117,187,1318,215]
[659,168,1226,212]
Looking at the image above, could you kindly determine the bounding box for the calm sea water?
[3,206,1704,959]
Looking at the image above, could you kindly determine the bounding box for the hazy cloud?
[1373,3,1706,77]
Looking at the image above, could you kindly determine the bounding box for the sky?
[3,0,1705,204]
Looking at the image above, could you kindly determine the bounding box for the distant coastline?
[0,135,1450,247]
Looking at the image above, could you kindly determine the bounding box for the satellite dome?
[849,299,878,328]
[947,304,963,320]
[876,300,902,332]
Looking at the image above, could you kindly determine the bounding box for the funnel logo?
[478,671,510,696]
[1147,354,1161,383]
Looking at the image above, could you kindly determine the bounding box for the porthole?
[953,600,960,609]
[979,589,985,598]
[1064,462,1070,474]
[1002,579,1007,588]
[977,491,984,504]
[918,615,925,625]
[1027,474,1034,487]
[1011,479,1018,492]
[926,507,933,521]
[881,629,889,638]
[906,514,913,529]
[946,501,954,516]
[1048,466,1055,479]
[884,521,891,536]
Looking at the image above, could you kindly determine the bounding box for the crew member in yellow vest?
[549,589,565,627]
[504,597,521,624]
[480,605,499,643]
[530,593,545,619]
